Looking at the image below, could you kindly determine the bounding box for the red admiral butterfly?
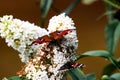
[30,29,75,45]
[59,61,84,71]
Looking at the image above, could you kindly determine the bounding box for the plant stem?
[64,0,80,15]
[108,55,120,69]
[41,16,45,28]
[104,2,115,23]
[104,0,120,9]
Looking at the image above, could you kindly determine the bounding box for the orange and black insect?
[59,61,84,71]
[30,29,75,45]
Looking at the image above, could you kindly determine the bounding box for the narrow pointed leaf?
[110,73,120,80]
[68,68,87,80]
[76,50,120,69]
[97,10,116,21]
[102,63,117,76]
[6,76,29,80]
[40,0,52,18]
[8,76,21,80]
[86,73,96,80]
[23,78,29,80]
[108,56,120,69]
[64,0,80,15]
[103,58,120,76]
[76,50,110,61]
[114,22,120,49]
[40,0,52,27]
[104,2,115,22]
[105,19,120,54]
[104,0,120,9]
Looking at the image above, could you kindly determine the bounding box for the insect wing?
[49,31,59,40]
[72,63,84,68]
[30,29,76,46]
[59,62,73,71]
[59,61,84,71]
[58,29,75,39]
[30,35,51,45]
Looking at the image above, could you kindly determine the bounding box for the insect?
[30,29,75,46]
[59,61,84,71]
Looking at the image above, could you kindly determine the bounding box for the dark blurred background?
[0,0,119,79]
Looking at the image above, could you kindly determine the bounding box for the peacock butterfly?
[30,29,75,45]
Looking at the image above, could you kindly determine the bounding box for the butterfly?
[30,29,75,46]
[59,61,84,71]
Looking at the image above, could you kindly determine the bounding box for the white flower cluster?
[48,13,75,32]
[48,13,78,60]
[1,13,78,80]
[0,15,48,62]
[18,13,78,80]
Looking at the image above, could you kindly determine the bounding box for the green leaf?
[8,76,21,80]
[68,68,87,80]
[40,0,52,18]
[108,56,120,69]
[110,73,120,80]
[76,50,120,69]
[86,73,96,80]
[102,63,117,76]
[114,22,120,49]
[104,2,115,22]
[97,10,116,21]
[105,20,120,54]
[104,0,120,9]
[102,58,120,76]
[23,78,29,80]
[76,50,110,61]
[5,76,29,80]
[64,0,80,15]
[40,0,52,27]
